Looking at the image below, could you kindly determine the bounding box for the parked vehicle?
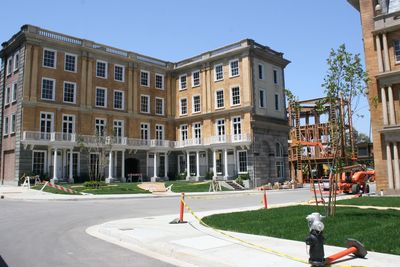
[337,165,375,194]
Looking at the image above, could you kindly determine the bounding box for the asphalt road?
[0,189,312,267]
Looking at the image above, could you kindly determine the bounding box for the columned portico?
[51,148,58,184]
[213,150,217,179]
[151,152,158,182]
[106,150,113,183]
[382,33,390,72]
[224,148,228,179]
[68,148,73,183]
[375,34,383,72]
[387,86,396,125]
[196,151,200,179]
[387,143,394,189]
[381,87,389,125]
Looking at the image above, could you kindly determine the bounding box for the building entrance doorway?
[125,158,140,177]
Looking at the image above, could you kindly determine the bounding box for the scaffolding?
[288,96,356,184]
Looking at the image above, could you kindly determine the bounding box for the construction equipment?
[337,165,375,194]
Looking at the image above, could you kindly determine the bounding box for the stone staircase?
[224,180,245,190]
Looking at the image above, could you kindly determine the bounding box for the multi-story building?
[0,25,290,186]
[349,0,400,193]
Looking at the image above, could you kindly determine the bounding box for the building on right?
[349,0,400,193]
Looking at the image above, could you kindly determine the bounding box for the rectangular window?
[180,124,188,141]
[216,89,224,108]
[6,57,12,76]
[155,74,164,89]
[140,123,149,140]
[12,83,17,103]
[63,82,76,104]
[95,87,107,107]
[155,124,164,140]
[43,48,56,68]
[192,70,200,87]
[40,112,53,139]
[114,64,125,82]
[258,64,264,80]
[96,60,108,78]
[192,95,201,113]
[140,95,150,113]
[193,122,201,139]
[214,64,223,81]
[41,78,55,101]
[229,59,239,77]
[113,120,124,138]
[275,94,279,111]
[179,74,187,90]
[273,69,278,84]
[62,115,75,135]
[66,152,79,178]
[238,151,248,173]
[10,113,16,134]
[259,89,266,108]
[140,70,149,87]
[114,90,124,110]
[13,52,19,72]
[33,151,46,175]
[395,40,400,62]
[276,161,283,178]
[65,53,77,72]
[216,119,225,136]
[5,86,10,105]
[90,153,100,178]
[232,117,242,135]
[180,98,188,115]
[3,117,9,136]
[155,97,164,115]
[231,86,240,106]
[95,118,106,136]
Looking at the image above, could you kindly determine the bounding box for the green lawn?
[336,196,400,207]
[202,205,400,255]
[165,180,213,192]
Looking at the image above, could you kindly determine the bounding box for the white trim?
[6,57,12,76]
[215,89,224,109]
[13,52,20,72]
[215,118,225,136]
[231,116,242,135]
[192,94,201,114]
[140,122,150,140]
[11,82,17,103]
[63,81,77,104]
[95,87,108,108]
[259,89,266,108]
[3,116,9,136]
[258,64,264,80]
[214,63,224,81]
[191,70,200,87]
[10,113,16,134]
[179,74,187,90]
[229,59,240,78]
[113,119,125,138]
[62,114,76,133]
[155,73,164,90]
[140,94,150,114]
[179,97,188,116]
[40,111,55,132]
[96,60,108,79]
[180,124,188,141]
[155,124,165,140]
[140,70,150,87]
[4,86,10,105]
[192,122,202,139]
[42,48,57,69]
[237,150,248,174]
[41,77,56,101]
[113,90,125,110]
[95,117,107,136]
[67,151,81,176]
[64,53,77,73]
[114,64,125,82]
[230,85,241,106]
[32,150,48,175]
[155,97,165,116]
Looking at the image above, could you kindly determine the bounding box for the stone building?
[0,25,290,186]
[349,0,400,193]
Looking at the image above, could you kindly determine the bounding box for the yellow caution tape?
[180,196,369,267]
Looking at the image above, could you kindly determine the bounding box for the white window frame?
[155,124,165,140]
[64,53,77,73]
[215,118,225,136]
[140,95,150,114]
[95,87,107,108]
[395,40,400,63]
[140,70,150,87]
[258,64,264,80]
[11,82,17,103]
[5,86,10,105]
[113,90,125,110]
[192,70,200,87]
[179,97,188,116]
[155,73,164,90]
[230,86,241,106]
[140,123,150,140]
[95,118,106,136]
[180,124,188,141]
[13,52,20,72]
[237,150,248,174]
[114,64,125,82]
[259,89,266,108]
[63,81,77,104]
[275,93,280,111]
[192,95,201,114]
[215,89,224,109]
[179,74,187,90]
[43,48,57,69]
[10,113,16,134]
[232,116,242,135]
[40,111,54,133]
[41,77,56,101]
[32,150,47,175]
[6,57,12,76]
[96,60,108,79]
[192,122,202,139]
[113,120,124,138]
[229,59,240,78]
[62,114,76,134]
[214,63,224,81]
[3,116,9,136]
[155,97,165,116]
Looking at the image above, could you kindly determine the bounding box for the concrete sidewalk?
[87,205,400,267]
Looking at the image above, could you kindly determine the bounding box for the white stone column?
[388,86,396,125]
[121,150,125,182]
[375,35,384,72]
[106,150,113,183]
[152,152,158,181]
[52,148,58,183]
[164,152,168,178]
[213,150,217,179]
[383,33,391,72]
[114,151,118,177]
[387,143,394,189]
[69,149,74,183]
[186,151,190,180]
[196,151,200,180]
[233,148,237,176]
[224,149,228,179]
[381,87,389,125]
[393,143,400,190]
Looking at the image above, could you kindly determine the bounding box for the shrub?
[84,181,106,189]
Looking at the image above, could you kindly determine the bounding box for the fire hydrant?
[305,212,325,267]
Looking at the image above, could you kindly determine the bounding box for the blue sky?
[0,0,370,135]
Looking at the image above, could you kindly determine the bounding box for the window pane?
[42,79,54,100]
[44,50,55,68]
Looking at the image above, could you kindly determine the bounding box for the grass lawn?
[165,180,213,192]
[202,205,400,255]
[336,196,400,207]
